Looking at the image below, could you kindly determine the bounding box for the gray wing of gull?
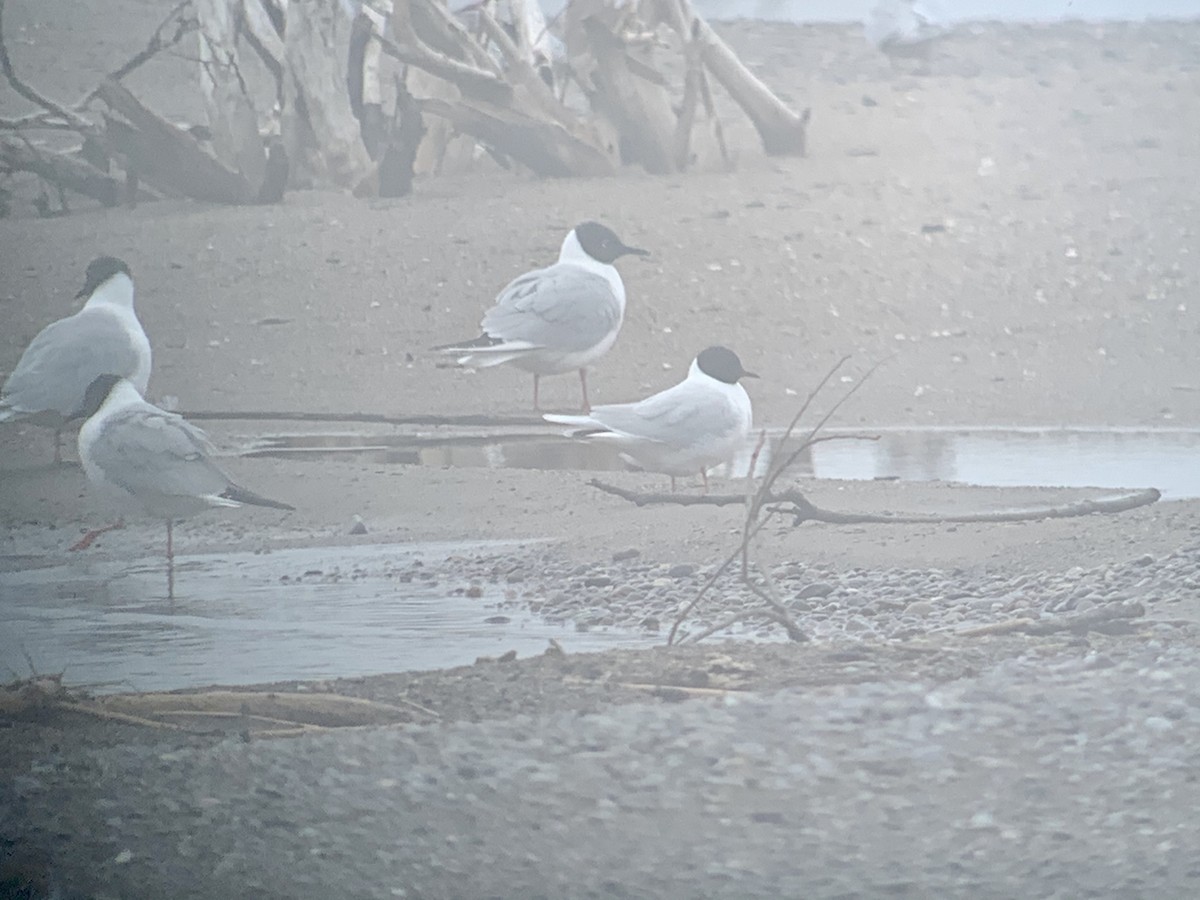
[587,381,732,448]
[481,265,620,353]
[2,308,145,418]
[89,405,233,502]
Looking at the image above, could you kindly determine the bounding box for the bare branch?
[675,606,796,645]
[589,479,1162,524]
[0,137,121,206]
[955,601,1143,637]
[77,0,198,109]
[0,0,96,133]
[0,110,72,130]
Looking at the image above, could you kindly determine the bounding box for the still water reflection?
[0,541,653,694]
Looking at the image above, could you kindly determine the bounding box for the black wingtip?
[221,485,295,511]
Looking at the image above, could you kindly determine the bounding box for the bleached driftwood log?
[652,0,809,157]
[1,0,812,207]
[97,79,255,203]
[283,0,374,187]
[578,16,676,173]
[195,0,268,194]
[0,139,121,207]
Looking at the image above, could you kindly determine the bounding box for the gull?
[435,221,648,411]
[865,0,947,64]
[0,256,152,463]
[545,345,758,491]
[71,374,294,598]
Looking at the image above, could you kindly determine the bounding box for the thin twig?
[77,0,197,109]
[666,541,741,645]
[0,0,96,133]
[955,601,1144,637]
[677,606,797,645]
[616,681,750,697]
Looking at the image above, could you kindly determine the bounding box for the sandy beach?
[2,3,1200,896]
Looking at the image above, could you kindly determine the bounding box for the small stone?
[466,585,484,598]
[904,600,936,617]
[612,548,641,562]
[584,575,613,588]
[969,811,996,829]
[797,582,835,600]
[483,615,510,625]
[668,564,696,578]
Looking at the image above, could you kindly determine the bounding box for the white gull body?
[1,258,151,430]
[437,222,648,410]
[545,346,756,483]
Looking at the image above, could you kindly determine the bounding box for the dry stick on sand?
[655,355,1157,644]
[954,601,1145,638]
[0,0,228,207]
[35,689,440,735]
[665,355,865,644]
[589,480,1163,524]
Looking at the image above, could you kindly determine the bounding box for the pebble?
[345,534,1200,647]
[903,600,936,617]
[797,582,835,599]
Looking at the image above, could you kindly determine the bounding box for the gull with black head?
[0,256,152,462]
[545,345,758,491]
[435,221,648,411]
[71,374,294,599]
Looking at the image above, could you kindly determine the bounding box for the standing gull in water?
[545,346,757,491]
[436,221,648,411]
[0,256,151,462]
[72,374,294,598]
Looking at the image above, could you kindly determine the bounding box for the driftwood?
[956,601,1145,637]
[2,0,811,204]
[0,686,438,737]
[419,96,614,177]
[97,79,254,203]
[283,0,374,187]
[0,0,277,208]
[580,17,676,173]
[671,0,809,155]
[657,354,1156,646]
[0,138,121,207]
[587,480,1163,526]
[196,0,268,195]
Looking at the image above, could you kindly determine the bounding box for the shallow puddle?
[0,541,655,694]
[246,426,1200,499]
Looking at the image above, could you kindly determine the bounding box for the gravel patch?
[6,640,1200,898]
[409,540,1200,644]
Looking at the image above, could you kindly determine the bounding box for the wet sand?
[2,5,1200,897]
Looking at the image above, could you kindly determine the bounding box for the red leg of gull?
[578,368,591,413]
[69,519,125,552]
[166,519,175,601]
[532,374,541,411]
